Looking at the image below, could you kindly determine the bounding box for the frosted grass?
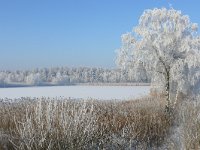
[0,86,150,100]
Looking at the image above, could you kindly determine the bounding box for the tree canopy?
[116,8,200,111]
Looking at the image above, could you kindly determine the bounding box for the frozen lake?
[0,86,150,100]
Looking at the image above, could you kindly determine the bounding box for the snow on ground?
[0,86,150,100]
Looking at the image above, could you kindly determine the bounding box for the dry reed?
[0,95,189,150]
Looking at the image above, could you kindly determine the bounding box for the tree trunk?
[165,70,171,114]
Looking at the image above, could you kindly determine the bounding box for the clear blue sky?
[0,0,200,70]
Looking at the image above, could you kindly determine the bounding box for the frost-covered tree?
[0,72,6,86]
[116,8,200,112]
[52,72,70,85]
[134,61,148,82]
[26,73,42,85]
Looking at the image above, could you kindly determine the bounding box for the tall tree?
[116,8,200,112]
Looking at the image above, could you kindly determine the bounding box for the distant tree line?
[0,66,150,86]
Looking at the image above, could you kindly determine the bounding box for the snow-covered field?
[0,86,150,100]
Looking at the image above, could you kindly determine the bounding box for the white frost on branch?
[116,8,200,98]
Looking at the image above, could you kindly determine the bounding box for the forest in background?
[0,66,150,87]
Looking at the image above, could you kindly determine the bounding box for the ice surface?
[0,86,150,100]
